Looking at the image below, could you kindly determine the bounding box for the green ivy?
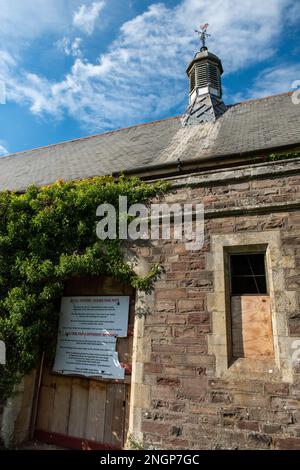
[0,175,168,402]
[267,151,300,162]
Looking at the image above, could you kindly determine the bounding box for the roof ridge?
[231,90,294,108]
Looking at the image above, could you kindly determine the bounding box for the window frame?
[208,232,292,382]
[223,244,269,364]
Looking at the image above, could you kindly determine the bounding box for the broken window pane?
[230,253,267,295]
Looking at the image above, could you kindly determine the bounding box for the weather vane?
[194,23,211,51]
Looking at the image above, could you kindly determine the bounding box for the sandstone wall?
[130,159,300,450]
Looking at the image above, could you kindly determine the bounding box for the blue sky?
[0,0,300,156]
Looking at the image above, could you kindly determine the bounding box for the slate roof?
[0,91,299,191]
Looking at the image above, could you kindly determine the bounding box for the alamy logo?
[291,339,300,365]
[292,80,300,105]
[96,197,204,251]
[0,340,5,365]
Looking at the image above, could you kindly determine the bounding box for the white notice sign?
[53,296,129,379]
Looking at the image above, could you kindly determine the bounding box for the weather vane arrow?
[194,23,211,51]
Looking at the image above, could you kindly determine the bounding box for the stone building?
[0,42,300,450]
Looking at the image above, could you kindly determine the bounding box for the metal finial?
[194,23,211,51]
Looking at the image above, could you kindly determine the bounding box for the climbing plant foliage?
[0,175,168,402]
[267,151,300,162]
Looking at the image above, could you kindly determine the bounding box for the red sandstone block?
[173,326,196,338]
[165,271,186,281]
[156,289,186,300]
[142,421,170,437]
[144,363,163,374]
[164,438,189,449]
[188,403,218,415]
[195,325,211,334]
[152,343,185,353]
[174,245,187,254]
[151,353,186,365]
[274,437,300,450]
[163,365,196,376]
[288,214,300,228]
[235,218,261,232]
[151,385,176,400]
[187,313,209,325]
[271,397,300,411]
[168,402,186,412]
[211,391,232,404]
[155,281,178,289]
[264,383,290,396]
[185,350,210,362]
[181,377,207,389]
[145,315,166,325]
[156,377,180,386]
[273,411,293,425]
[177,299,205,313]
[156,300,176,312]
[176,386,207,401]
[247,433,272,448]
[185,344,208,354]
[288,176,300,186]
[187,260,206,271]
[234,393,269,408]
[209,379,263,394]
[172,336,206,345]
[252,179,282,189]
[262,424,282,434]
[230,182,250,191]
[171,262,188,271]
[166,315,187,325]
[237,421,259,432]
[145,326,172,337]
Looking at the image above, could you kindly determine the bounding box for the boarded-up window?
[229,252,274,360]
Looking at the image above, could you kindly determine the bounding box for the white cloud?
[285,2,300,24]
[0,1,82,49]
[73,1,105,35]
[57,37,83,58]
[0,144,9,157]
[1,0,299,132]
[238,63,300,101]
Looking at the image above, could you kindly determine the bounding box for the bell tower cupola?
[182,24,227,126]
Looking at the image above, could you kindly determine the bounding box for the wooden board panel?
[40,367,54,386]
[124,385,131,445]
[85,381,107,442]
[231,295,274,359]
[35,385,55,432]
[103,383,116,445]
[50,381,72,435]
[67,379,89,438]
[111,384,126,448]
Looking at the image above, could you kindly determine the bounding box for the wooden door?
[34,276,134,450]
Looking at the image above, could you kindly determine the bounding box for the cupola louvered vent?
[190,67,196,92]
[195,62,208,88]
[189,62,221,95]
[207,63,219,90]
